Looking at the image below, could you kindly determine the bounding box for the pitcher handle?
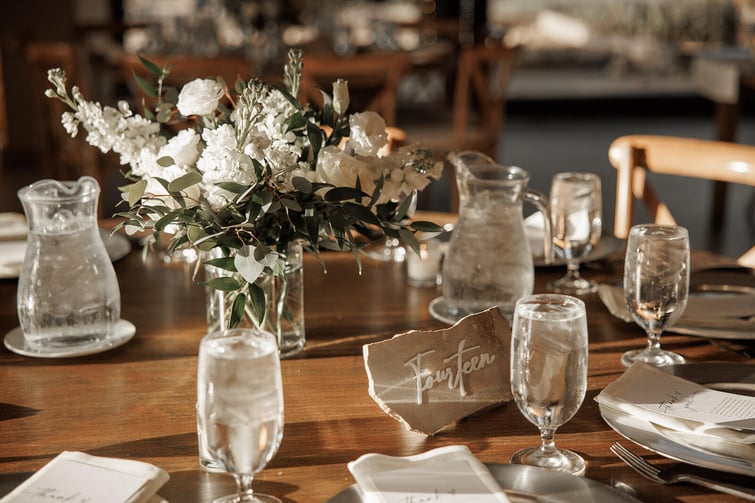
[524,190,554,265]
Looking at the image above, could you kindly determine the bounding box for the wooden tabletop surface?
[0,237,753,502]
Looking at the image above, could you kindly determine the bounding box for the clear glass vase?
[204,241,305,359]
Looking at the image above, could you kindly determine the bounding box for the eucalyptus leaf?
[325,187,368,202]
[342,202,381,226]
[132,72,157,98]
[157,156,175,167]
[203,277,241,291]
[127,179,148,207]
[137,54,163,76]
[248,282,266,325]
[292,176,313,194]
[168,171,202,192]
[230,292,246,328]
[411,221,445,233]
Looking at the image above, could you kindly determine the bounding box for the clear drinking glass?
[197,328,284,503]
[621,224,689,367]
[547,172,602,295]
[510,294,588,476]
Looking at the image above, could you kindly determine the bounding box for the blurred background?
[1,0,753,259]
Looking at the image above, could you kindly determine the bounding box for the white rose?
[346,111,388,157]
[160,129,202,167]
[176,78,224,117]
[316,146,378,194]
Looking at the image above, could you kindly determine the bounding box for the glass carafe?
[439,152,553,322]
[17,176,121,348]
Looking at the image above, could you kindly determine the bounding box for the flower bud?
[333,79,350,116]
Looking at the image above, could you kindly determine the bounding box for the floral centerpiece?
[45,49,443,355]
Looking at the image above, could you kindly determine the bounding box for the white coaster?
[4,320,136,358]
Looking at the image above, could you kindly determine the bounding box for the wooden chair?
[608,134,755,267]
[25,40,104,183]
[402,43,520,211]
[300,51,413,127]
[0,48,7,157]
[119,52,255,112]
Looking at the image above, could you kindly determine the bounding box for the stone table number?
[363,308,512,435]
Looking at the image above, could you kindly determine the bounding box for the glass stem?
[565,260,581,280]
[646,330,663,352]
[234,473,256,502]
[539,428,557,455]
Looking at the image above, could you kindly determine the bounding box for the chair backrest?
[25,40,103,182]
[609,134,755,266]
[119,53,255,111]
[0,48,7,155]
[451,43,519,158]
[300,51,413,126]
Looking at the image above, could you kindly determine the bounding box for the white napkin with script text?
[0,451,169,503]
[596,362,755,444]
[348,445,510,503]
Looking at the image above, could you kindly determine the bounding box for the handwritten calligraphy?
[404,339,496,405]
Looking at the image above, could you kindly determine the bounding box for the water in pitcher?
[441,152,553,321]
[17,177,120,347]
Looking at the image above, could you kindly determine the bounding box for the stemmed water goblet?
[510,294,588,476]
[197,328,284,503]
[547,172,602,295]
[621,224,689,367]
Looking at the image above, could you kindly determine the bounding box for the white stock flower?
[198,124,255,210]
[346,111,388,157]
[177,78,224,116]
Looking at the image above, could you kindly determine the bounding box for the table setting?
[3,36,755,503]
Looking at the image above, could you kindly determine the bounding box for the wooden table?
[0,243,752,502]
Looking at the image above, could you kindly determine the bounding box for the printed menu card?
[0,451,169,503]
[348,445,510,503]
[597,362,755,443]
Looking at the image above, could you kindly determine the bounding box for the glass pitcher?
[17,176,121,347]
[440,152,553,321]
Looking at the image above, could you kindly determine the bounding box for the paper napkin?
[348,445,510,503]
[0,451,169,503]
[596,362,755,444]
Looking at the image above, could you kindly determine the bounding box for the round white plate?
[327,463,641,502]
[3,319,135,358]
[600,363,755,477]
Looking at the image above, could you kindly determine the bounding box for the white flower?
[346,111,388,157]
[198,124,255,210]
[177,78,224,116]
[316,146,380,195]
[160,129,202,168]
[333,79,349,116]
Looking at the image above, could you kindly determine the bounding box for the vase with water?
[430,152,553,324]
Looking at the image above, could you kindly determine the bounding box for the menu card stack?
[597,362,755,462]
[0,451,169,503]
[348,445,510,503]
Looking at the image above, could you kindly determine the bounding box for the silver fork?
[610,442,755,501]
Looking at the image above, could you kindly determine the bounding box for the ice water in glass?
[197,329,284,503]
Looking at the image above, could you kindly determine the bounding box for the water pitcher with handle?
[437,152,553,323]
[17,176,121,348]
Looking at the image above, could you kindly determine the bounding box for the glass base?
[621,348,686,367]
[547,275,598,295]
[213,494,282,503]
[510,446,586,476]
